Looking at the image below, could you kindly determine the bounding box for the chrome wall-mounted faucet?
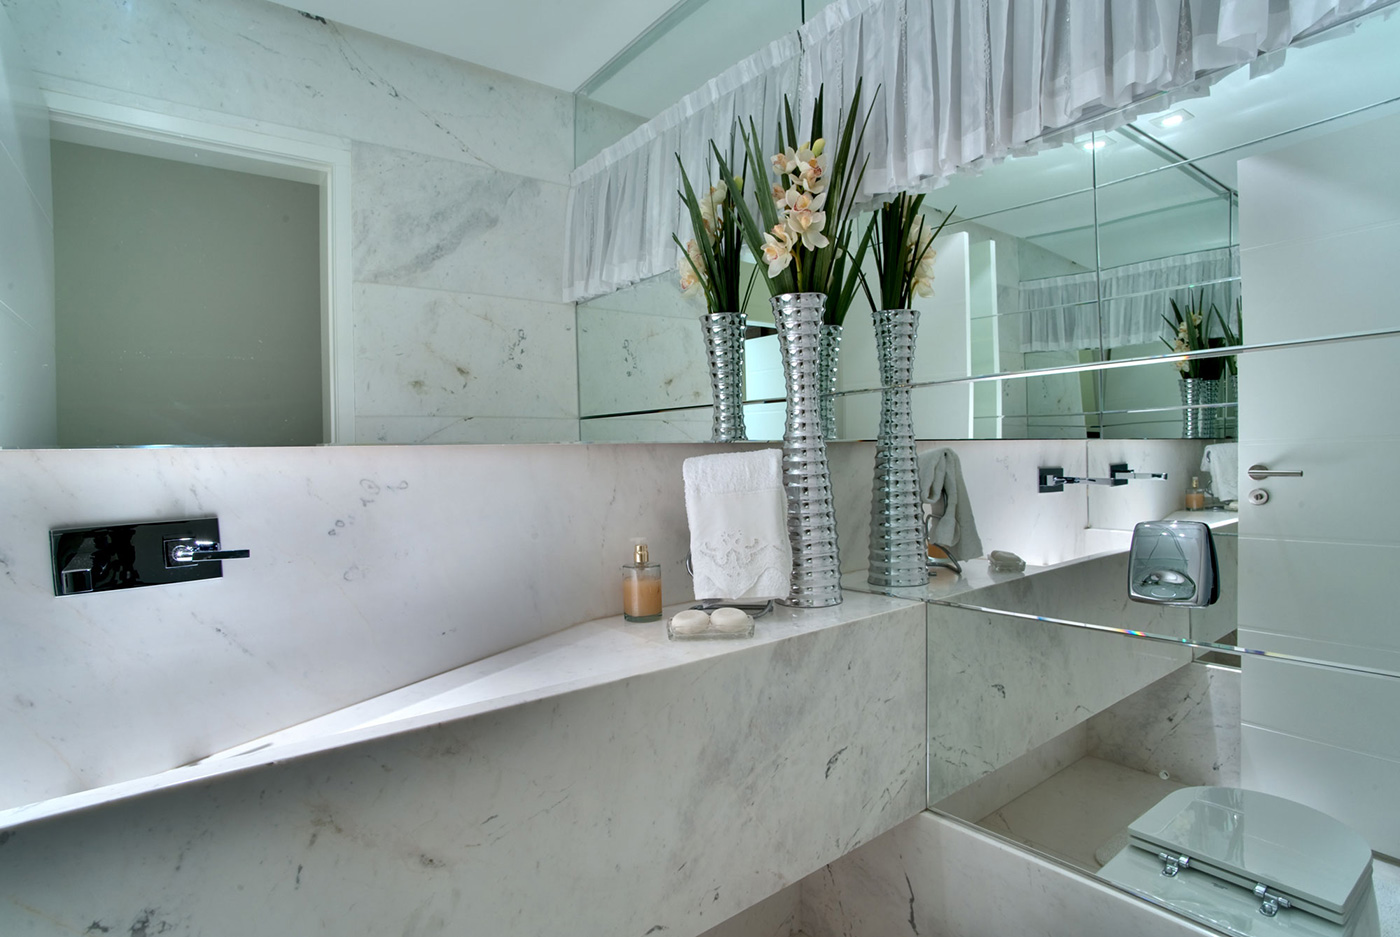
[1038,463,1169,493]
[50,518,250,596]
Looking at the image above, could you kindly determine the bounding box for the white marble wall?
[0,597,926,937]
[926,553,1193,801]
[577,272,711,420]
[0,442,800,810]
[2,0,580,442]
[1087,661,1242,788]
[801,811,1217,937]
[0,1,55,447]
[0,439,915,811]
[1085,439,1209,531]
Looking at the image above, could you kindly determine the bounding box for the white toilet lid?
[1128,787,1372,923]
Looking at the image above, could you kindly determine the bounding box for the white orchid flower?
[771,183,788,209]
[784,204,829,250]
[796,150,829,193]
[678,239,708,294]
[771,149,799,177]
[699,197,716,234]
[784,188,827,214]
[762,224,795,277]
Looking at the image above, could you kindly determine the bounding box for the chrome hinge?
[1255,884,1293,917]
[1158,852,1190,877]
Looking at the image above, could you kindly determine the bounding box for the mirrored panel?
[919,552,1399,931]
[574,5,1400,445]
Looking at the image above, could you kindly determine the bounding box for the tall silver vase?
[818,324,843,440]
[868,310,928,588]
[773,293,842,608]
[1180,377,1221,439]
[700,311,747,442]
[1223,372,1238,438]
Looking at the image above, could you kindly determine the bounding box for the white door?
[1236,110,1400,856]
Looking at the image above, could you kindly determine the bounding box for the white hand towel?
[918,447,983,561]
[1201,443,1239,502]
[684,450,791,601]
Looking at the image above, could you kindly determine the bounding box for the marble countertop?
[0,589,920,832]
[842,556,1055,606]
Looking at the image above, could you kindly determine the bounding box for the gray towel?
[918,448,983,561]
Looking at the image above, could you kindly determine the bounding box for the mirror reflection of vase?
[1180,378,1221,439]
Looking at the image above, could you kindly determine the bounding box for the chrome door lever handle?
[1247,464,1304,480]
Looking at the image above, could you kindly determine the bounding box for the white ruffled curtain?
[564,0,1392,303]
[1017,247,1240,352]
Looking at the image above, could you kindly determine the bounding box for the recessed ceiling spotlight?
[1153,109,1194,129]
[1081,137,1112,152]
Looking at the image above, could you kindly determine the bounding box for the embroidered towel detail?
[684,450,791,601]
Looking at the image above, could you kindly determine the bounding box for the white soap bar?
[709,607,753,633]
[669,609,710,634]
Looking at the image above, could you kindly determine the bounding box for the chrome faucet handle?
[1111,462,1168,481]
[165,537,251,567]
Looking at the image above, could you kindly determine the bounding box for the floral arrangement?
[1162,291,1225,380]
[860,193,954,311]
[714,81,876,326]
[673,152,757,315]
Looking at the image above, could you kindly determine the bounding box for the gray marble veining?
[0,598,925,937]
[802,812,1217,937]
[1,0,575,184]
[926,552,1193,802]
[1088,661,1241,788]
[352,143,568,303]
[577,306,713,416]
[354,282,576,420]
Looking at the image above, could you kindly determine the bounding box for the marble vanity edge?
[0,590,921,833]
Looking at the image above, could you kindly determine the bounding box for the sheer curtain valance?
[564,0,1393,303]
[1018,247,1240,353]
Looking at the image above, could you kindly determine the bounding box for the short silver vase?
[818,323,843,440]
[868,309,928,588]
[700,311,747,442]
[1180,377,1221,439]
[772,292,842,608]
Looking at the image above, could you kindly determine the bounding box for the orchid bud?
[733,175,744,192]
[812,138,826,157]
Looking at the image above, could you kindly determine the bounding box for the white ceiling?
[263,0,680,94]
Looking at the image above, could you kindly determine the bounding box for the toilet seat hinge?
[1254,884,1293,917]
[1157,852,1190,877]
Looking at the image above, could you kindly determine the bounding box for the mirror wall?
[576,5,1400,443]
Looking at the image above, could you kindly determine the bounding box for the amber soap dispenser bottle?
[622,538,662,622]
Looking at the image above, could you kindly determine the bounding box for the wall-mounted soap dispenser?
[1127,520,1218,608]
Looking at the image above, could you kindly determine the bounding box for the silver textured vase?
[772,293,842,608]
[818,323,843,440]
[868,310,928,588]
[1180,377,1221,439]
[700,311,747,442]
[1223,372,1238,438]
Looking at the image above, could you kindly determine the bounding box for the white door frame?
[44,91,355,445]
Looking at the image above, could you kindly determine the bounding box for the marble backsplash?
[1,0,581,443]
[1,435,1196,811]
